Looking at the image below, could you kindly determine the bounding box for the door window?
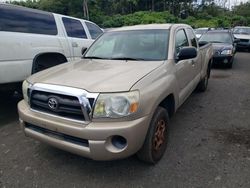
[175,29,189,54]
[0,4,57,35]
[187,28,198,48]
[62,17,87,39]
[85,22,103,39]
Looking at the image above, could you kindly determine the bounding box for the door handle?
[191,60,195,66]
[72,42,78,48]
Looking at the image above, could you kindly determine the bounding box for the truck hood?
[234,34,250,40]
[28,59,164,93]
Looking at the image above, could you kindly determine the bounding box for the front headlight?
[221,49,232,55]
[93,91,139,118]
[22,80,32,103]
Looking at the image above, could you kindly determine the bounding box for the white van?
[0,3,103,92]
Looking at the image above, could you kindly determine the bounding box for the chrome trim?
[29,83,99,125]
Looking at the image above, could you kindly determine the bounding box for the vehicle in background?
[194,27,209,39]
[18,24,213,164]
[233,26,250,51]
[0,3,103,93]
[199,29,237,68]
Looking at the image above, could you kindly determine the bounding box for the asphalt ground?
[0,52,250,188]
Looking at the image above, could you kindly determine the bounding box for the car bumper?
[236,42,250,49]
[213,55,233,64]
[18,100,150,161]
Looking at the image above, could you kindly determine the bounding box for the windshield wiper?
[110,57,146,61]
[209,41,224,43]
[84,56,106,59]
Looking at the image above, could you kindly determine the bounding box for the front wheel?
[227,56,234,69]
[137,107,169,164]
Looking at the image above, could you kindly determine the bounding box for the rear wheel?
[197,65,210,92]
[197,72,208,92]
[137,107,169,164]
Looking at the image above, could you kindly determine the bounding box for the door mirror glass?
[177,47,197,61]
[81,47,88,56]
[198,41,209,47]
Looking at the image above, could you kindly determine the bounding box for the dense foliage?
[7,0,250,28]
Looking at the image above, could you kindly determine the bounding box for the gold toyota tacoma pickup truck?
[18,24,213,164]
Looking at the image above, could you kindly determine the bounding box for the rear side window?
[0,5,57,35]
[175,29,189,54]
[186,28,198,48]
[85,22,103,39]
[62,17,87,39]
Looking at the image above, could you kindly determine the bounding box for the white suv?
[0,3,103,92]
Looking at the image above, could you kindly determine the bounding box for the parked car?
[0,3,103,93]
[233,26,250,51]
[18,24,213,164]
[194,27,209,39]
[199,29,237,68]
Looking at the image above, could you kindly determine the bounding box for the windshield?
[199,32,232,44]
[233,27,250,35]
[84,29,169,61]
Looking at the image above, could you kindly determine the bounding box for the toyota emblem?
[48,97,58,110]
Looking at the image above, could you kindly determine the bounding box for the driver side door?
[175,29,196,105]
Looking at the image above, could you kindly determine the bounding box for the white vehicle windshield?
[84,29,169,61]
[233,27,250,35]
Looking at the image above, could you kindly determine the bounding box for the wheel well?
[32,53,68,74]
[159,94,175,118]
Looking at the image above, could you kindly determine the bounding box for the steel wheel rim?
[153,119,166,151]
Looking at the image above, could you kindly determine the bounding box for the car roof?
[109,24,190,32]
[196,28,209,30]
[0,3,91,23]
[205,30,231,34]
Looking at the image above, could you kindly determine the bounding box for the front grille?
[25,123,89,147]
[240,39,249,42]
[30,90,86,121]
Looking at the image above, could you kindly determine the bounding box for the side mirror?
[81,47,88,56]
[177,47,197,61]
[198,41,208,47]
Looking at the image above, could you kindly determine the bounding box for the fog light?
[111,136,127,150]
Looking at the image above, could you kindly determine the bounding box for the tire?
[227,56,234,69]
[197,66,210,92]
[1,90,14,98]
[137,107,169,164]
[227,62,233,69]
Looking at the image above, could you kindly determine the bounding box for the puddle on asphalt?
[212,129,250,149]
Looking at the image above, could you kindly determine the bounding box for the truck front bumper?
[213,54,234,64]
[18,100,150,161]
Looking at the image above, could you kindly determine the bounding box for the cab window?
[175,29,189,54]
[187,28,198,48]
